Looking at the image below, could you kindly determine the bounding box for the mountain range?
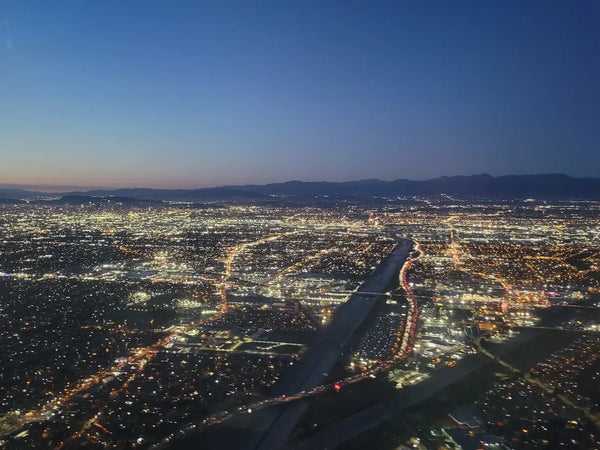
[0,174,599,203]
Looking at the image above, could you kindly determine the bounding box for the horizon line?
[0,172,594,193]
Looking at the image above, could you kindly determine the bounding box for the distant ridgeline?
[1,174,600,203]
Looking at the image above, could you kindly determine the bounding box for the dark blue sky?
[1,1,599,188]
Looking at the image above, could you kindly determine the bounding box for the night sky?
[1,1,599,188]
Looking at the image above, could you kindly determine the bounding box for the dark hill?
[1,174,599,202]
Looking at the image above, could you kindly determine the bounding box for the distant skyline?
[1,1,599,189]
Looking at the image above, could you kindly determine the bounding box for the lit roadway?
[153,239,425,449]
[219,232,297,312]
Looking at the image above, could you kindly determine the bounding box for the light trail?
[218,231,298,312]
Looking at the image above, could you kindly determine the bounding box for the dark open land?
[301,326,582,449]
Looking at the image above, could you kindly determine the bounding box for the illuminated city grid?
[0,199,599,448]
